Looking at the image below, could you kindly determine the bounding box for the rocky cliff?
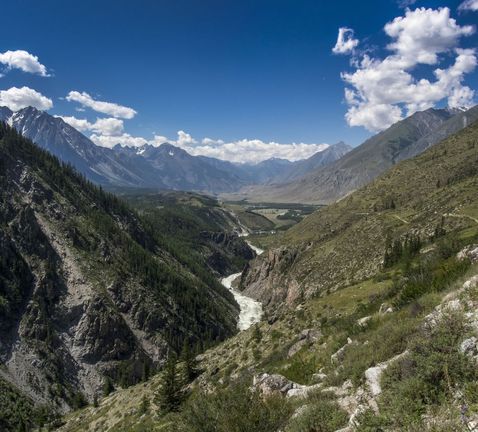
[239,247,301,309]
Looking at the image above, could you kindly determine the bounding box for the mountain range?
[11,104,476,206]
[2,102,478,430]
[0,106,350,195]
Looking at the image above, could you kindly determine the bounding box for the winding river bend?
[221,241,264,331]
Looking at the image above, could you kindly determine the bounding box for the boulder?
[331,338,354,364]
[299,328,322,342]
[460,337,478,357]
[286,383,322,398]
[464,275,478,290]
[457,245,478,263]
[253,373,295,396]
[364,351,409,397]
[357,316,372,327]
[287,328,322,358]
[288,339,309,358]
[311,372,328,383]
[379,303,393,314]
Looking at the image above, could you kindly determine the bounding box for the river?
[220,241,264,331]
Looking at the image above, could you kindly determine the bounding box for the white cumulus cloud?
[177,130,198,146]
[90,133,148,148]
[90,129,329,163]
[57,116,92,131]
[335,7,477,132]
[0,86,53,111]
[66,91,137,119]
[58,115,124,136]
[0,50,49,76]
[153,132,330,163]
[458,0,478,12]
[345,103,403,132]
[202,137,225,145]
[384,7,474,65]
[332,28,359,55]
[91,117,124,135]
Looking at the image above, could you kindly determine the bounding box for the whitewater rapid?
[246,241,264,256]
[220,241,264,331]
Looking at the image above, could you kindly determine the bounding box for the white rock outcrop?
[457,244,478,263]
[331,337,354,364]
[364,351,409,397]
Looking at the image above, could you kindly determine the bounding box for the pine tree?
[142,361,150,382]
[139,394,149,414]
[155,353,182,414]
[252,325,262,343]
[71,391,87,409]
[103,377,114,397]
[180,339,198,383]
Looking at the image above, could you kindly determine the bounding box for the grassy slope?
[257,120,478,298]
[58,255,478,431]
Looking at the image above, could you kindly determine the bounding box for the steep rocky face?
[272,142,352,184]
[239,247,301,309]
[200,231,256,276]
[0,124,239,411]
[397,105,478,162]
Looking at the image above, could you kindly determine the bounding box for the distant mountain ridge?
[0,106,346,194]
[273,141,352,183]
[235,106,478,204]
[114,142,250,193]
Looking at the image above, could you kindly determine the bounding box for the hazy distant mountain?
[124,143,250,193]
[238,158,294,183]
[237,107,478,204]
[234,142,351,185]
[274,141,352,183]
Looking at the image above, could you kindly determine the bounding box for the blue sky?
[0,0,477,163]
